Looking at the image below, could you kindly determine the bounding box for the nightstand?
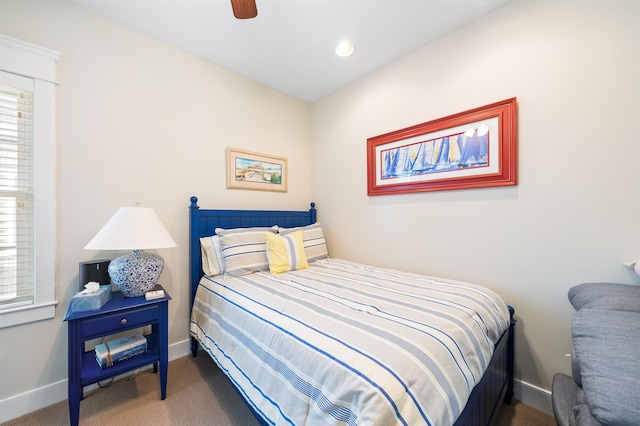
[63,284,171,426]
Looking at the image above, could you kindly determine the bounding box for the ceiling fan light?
[335,41,354,57]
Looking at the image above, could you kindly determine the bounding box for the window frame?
[0,34,60,328]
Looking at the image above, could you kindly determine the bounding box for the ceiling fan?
[231,0,258,19]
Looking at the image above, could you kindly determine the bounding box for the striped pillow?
[279,222,328,263]
[265,230,308,274]
[215,226,278,277]
[200,235,223,276]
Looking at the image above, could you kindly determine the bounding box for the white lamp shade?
[85,207,177,250]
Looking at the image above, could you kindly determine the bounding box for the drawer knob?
[121,318,127,325]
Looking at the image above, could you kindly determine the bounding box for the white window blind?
[0,83,34,308]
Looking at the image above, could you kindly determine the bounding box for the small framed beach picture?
[226,148,288,193]
[367,98,517,195]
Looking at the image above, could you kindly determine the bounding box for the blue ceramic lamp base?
[108,250,164,297]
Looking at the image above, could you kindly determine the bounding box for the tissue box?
[70,285,112,312]
[95,334,147,369]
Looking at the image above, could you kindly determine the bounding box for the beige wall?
[0,0,311,408]
[1,0,639,419]
[310,0,640,395]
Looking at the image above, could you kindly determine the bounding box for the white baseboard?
[0,338,192,423]
[514,378,553,415]
[168,337,193,360]
[2,339,552,423]
[0,379,68,424]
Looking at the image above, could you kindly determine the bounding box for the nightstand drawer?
[81,305,159,337]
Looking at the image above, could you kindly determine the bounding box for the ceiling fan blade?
[230,0,258,19]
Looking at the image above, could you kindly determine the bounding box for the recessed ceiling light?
[335,41,354,58]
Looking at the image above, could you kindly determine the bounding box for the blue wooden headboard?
[188,196,317,307]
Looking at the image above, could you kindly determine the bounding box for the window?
[0,34,60,328]
[0,79,34,308]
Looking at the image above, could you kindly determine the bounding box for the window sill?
[0,301,57,329]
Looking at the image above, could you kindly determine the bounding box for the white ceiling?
[67,0,511,103]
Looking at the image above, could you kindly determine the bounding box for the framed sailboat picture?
[367,98,517,195]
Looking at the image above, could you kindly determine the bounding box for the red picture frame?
[367,98,517,195]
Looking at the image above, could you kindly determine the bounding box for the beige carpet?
[2,354,555,426]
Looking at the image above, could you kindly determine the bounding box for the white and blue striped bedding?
[190,258,511,426]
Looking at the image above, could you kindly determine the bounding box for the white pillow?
[278,222,328,263]
[200,235,224,277]
[216,226,278,277]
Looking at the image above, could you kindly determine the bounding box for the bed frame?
[188,196,515,426]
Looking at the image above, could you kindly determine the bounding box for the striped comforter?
[190,258,511,426]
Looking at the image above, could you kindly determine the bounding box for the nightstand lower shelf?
[79,334,160,386]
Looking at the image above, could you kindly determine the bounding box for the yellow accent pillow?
[265,230,308,274]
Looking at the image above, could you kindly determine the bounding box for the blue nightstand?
[63,285,171,426]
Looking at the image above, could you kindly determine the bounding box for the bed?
[188,196,515,426]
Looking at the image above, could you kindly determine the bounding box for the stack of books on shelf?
[95,334,147,369]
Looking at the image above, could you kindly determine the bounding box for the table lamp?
[85,206,177,297]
